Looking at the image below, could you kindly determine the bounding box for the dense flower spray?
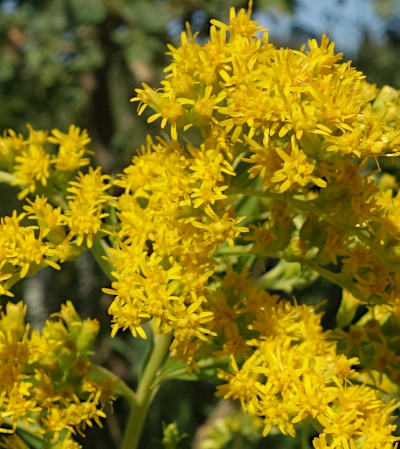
[1,3,400,448]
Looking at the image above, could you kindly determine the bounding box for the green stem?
[1,418,43,449]
[90,365,137,404]
[121,332,171,449]
[91,238,116,281]
[214,244,253,257]
[47,191,68,210]
[153,355,230,386]
[227,187,281,200]
[2,417,41,437]
[282,253,369,302]
[300,422,311,449]
[0,170,16,184]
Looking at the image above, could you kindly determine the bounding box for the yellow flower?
[178,85,226,126]
[216,355,260,412]
[64,168,111,248]
[48,125,91,172]
[168,297,215,347]
[24,196,65,242]
[191,207,248,249]
[0,129,24,165]
[13,143,51,199]
[108,297,150,339]
[210,2,263,39]
[271,136,327,192]
[0,300,110,440]
[147,100,184,141]
[0,211,60,280]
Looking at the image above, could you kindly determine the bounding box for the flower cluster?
[213,274,399,448]
[0,301,112,448]
[64,168,111,248]
[130,4,400,447]
[132,5,400,318]
[0,131,111,295]
[104,133,247,362]
[1,3,400,449]
[0,125,91,200]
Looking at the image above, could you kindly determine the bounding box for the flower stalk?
[121,332,171,449]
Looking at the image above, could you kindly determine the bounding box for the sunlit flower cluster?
[104,133,247,361]
[133,2,400,316]
[129,4,400,446]
[0,211,60,297]
[1,3,400,448]
[64,167,111,248]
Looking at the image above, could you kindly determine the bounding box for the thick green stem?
[300,422,312,449]
[121,332,171,449]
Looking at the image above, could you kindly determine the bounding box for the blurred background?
[1,0,400,448]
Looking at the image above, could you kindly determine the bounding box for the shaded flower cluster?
[0,301,112,448]
[212,274,399,449]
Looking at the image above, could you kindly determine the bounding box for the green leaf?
[258,259,319,293]
[17,429,44,449]
[91,238,116,281]
[235,194,259,225]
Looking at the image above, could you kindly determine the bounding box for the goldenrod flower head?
[49,124,91,172]
[133,3,400,210]
[0,129,24,168]
[216,354,260,412]
[104,129,247,358]
[64,167,111,248]
[13,143,51,199]
[26,124,48,146]
[24,196,65,243]
[270,136,327,192]
[0,211,60,282]
[210,2,263,40]
[0,301,26,340]
[211,268,400,447]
